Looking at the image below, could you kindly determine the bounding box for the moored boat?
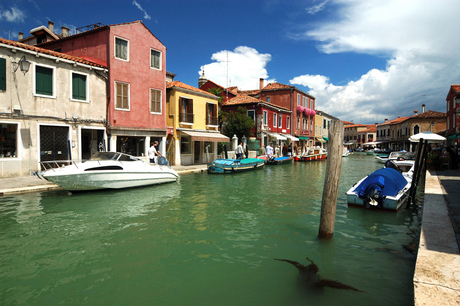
[295,147,327,162]
[267,156,294,165]
[207,158,265,174]
[346,167,412,211]
[41,151,178,191]
[375,154,389,163]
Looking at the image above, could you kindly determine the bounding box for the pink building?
[37,21,167,156]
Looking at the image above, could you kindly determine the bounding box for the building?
[0,38,107,177]
[446,85,460,146]
[166,81,229,165]
[221,94,293,150]
[33,20,168,157]
[343,124,371,150]
[315,110,341,149]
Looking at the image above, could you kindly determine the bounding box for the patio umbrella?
[409,131,446,143]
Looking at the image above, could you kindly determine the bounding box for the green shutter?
[0,58,6,91]
[35,66,53,96]
[72,73,86,100]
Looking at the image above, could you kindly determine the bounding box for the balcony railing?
[179,112,194,124]
[206,116,218,126]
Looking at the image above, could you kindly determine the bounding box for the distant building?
[446,85,460,146]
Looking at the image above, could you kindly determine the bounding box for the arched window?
[413,124,420,135]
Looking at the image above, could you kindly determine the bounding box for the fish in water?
[274,257,364,293]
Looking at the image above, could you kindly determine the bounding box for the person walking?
[260,144,266,156]
[235,142,244,160]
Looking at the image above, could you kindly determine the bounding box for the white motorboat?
[41,152,178,191]
[385,151,416,173]
[346,167,412,211]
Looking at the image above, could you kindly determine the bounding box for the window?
[0,57,5,91]
[247,110,255,122]
[181,136,191,154]
[115,37,129,61]
[266,97,271,103]
[115,82,129,110]
[303,96,307,107]
[204,142,214,153]
[286,116,290,130]
[71,72,87,101]
[297,117,300,129]
[263,110,267,125]
[207,103,218,125]
[0,123,17,158]
[297,94,300,105]
[35,64,55,97]
[179,97,194,123]
[273,113,277,127]
[150,49,161,69]
[323,119,326,129]
[150,89,161,113]
[278,114,282,128]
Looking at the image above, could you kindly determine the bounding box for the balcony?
[179,112,194,124]
[206,116,218,126]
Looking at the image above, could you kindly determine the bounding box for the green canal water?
[0,154,422,305]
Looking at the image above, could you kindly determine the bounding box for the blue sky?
[1,0,459,124]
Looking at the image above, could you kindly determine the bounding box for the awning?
[344,140,357,145]
[181,130,230,142]
[316,137,326,143]
[282,134,299,142]
[322,136,328,142]
[265,132,287,140]
[299,136,309,140]
[448,134,460,140]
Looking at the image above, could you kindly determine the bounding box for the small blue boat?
[267,156,294,165]
[207,158,265,174]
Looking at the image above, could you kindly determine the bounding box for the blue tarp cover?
[354,168,408,197]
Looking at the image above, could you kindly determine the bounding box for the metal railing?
[179,113,194,124]
[206,116,218,126]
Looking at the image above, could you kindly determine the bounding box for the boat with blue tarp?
[207,158,265,174]
[346,167,412,211]
[267,156,294,165]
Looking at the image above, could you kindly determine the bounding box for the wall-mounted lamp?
[72,115,78,121]
[13,55,31,75]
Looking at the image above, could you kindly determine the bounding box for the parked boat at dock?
[207,158,265,174]
[346,167,412,211]
[267,156,294,165]
[295,147,327,162]
[40,151,178,191]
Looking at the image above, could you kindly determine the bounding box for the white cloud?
[132,0,151,20]
[290,0,460,123]
[0,7,25,23]
[200,46,274,90]
[306,0,329,15]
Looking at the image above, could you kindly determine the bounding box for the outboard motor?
[385,159,401,172]
[157,156,170,166]
[358,176,385,208]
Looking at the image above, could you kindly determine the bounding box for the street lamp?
[13,55,31,75]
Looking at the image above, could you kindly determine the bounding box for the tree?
[221,107,254,141]
[207,87,224,106]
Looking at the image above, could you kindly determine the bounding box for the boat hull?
[295,154,327,162]
[207,158,265,174]
[267,156,294,165]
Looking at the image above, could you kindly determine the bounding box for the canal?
[0,154,422,305]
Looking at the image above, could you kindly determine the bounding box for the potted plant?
[427,152,442,170]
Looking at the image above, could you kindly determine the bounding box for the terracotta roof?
[342,120,354,125]
[237,89,260,96]
[166,81,218,99]
[409,110,446,119]
[0,37,106,68]
[344,123,368,128]
[451,85,460,92]
[361,126,377,133]
[378,117,410,126]
[223,94,290,112]
[262,82,293,90]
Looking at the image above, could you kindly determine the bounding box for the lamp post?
[13,55,31,75]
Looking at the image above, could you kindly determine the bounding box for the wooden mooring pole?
[318,119,344,240]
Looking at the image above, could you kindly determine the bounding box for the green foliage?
[207,87,224,105]
[221,106,254,141]
[427,152,441,168]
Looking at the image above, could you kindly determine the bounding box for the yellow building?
[166,81,229,165]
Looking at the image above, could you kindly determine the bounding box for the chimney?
[18,32,23,40]
[61,26,70,37]
[48,21,54,33]
[259,78,264,89]
[384,118,388,122]
[414,110,418,114]
[421,104,426,113]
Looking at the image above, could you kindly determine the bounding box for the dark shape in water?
[274,257,365,293]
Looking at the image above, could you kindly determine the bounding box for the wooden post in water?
[318,119,344,240]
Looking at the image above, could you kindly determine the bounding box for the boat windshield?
[389,151,415,160]
[88,152,141,162]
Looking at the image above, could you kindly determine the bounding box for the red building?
[36,21,167,156]
[221,95,293,147]
[446,84,460,145]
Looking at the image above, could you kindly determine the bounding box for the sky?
[1,0,459,124]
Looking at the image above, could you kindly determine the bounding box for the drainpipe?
[105,28,111,151]
[168,89,176,165]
